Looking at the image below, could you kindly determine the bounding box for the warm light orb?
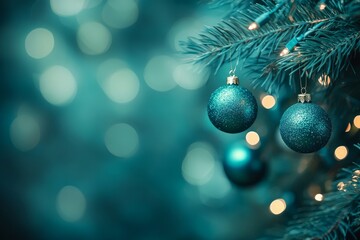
[334,146,348,161]
[337,181,346,191]
[354,115,360,128]
[245,131,260,146]
[248,22,258,30]
[318,74,331,86]
[261,95,276,109]
[280,48,290,56]
[345,123,351,132]
[319,3,327,10]
[314,193,324,202]
[25,28,54,59]
[269,198,287,215]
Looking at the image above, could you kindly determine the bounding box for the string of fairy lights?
[247,0,329,56]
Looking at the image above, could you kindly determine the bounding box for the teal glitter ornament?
[223,144,266,187]
[280,93,332,153]
[207,75,257,133]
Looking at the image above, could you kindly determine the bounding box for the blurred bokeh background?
[1,0,360,239]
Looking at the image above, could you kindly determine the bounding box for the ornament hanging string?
[299,70,308,94]
[229,53,240,76]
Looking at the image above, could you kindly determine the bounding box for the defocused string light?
[314,193,324,201]
[102,0,138,29]
[245,131,260,146]
[10,114,40,151]
[318,0,327,10]
[261,94,276,109]
[318,74,331,86]
[104,123,139,158]
[334,146,348,161]
[269,198,287,215]
[337,181,346,191]
[50,0,86,17]
[77,22,112,55]
[319,3,327,10]
[102,68,140,103]
[39,65,77,106]
[345,123,351,132]
[354,115,360,129]
[25,28,54,59]
[56,186,86,222]
[182,142,216,186]
[144,55,177,92]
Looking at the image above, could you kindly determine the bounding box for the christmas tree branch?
[182,1,341,73]
[283,166,360,240]
[263,20,360,91]
[181,0,360,93]
[202,0,247,9]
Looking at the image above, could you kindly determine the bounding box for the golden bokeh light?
[269,198,287,215]
[245,131,260,146]
[261,95,276,109]
[354,115,360,129]
[318,74,331,86]
[319,3,327,10]
[345,123,351,132]
[334,146,348,161]
[314,193,324,202]
[248,22,258,30]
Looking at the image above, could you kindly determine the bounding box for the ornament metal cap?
[298,93,311,103]
[227,75,239,85]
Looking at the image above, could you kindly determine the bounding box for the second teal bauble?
[223,144,267,187]
[280,102,332,153]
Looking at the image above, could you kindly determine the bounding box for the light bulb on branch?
[248,0,286,30]
[318,0,327,10]
[280,21,325,56]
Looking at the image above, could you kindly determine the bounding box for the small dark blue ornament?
[207,75,257,133]
[280,94,332,153]
[223,144,266,187]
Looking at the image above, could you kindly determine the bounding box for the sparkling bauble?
[207,84,257,133]
[280,102,332,153]
[223,144,266,187]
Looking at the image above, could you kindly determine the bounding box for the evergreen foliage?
[182,0,360,93]
[283,163,360,240]
[182,1,360,239]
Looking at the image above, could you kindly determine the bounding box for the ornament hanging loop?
[300,87,307,94]
[298,71,310,103]
[227,57,240,85]
[229,69,236,76]
[227,74,239,85]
